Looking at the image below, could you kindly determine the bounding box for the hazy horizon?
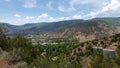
[0,0,120,25]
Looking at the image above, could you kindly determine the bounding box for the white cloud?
[72,14,82,19]
[47,1,54,10]
[65,17,71,20]
[58,0,101,12]
[37,13,48,20]
[58,6,75,12]
[84,11,100,18]
[58,17,65,20]
[23,0,37,8]
[0,19,23,25]
[26,16,35,20]
[70,0,109,8]
[50,16,72,21]
[71,10,101,19]
[41,13,48,18]
[82,0,120,18]
[4,0,120,25]
[14,14,22,18]
[49,17,55,21]
[58,0,107,12]
[101,0,120,14]
[71,0,120,19]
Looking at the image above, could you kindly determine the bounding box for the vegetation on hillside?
[1,25,120,68]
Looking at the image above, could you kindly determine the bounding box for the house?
[92,47,115,59]
[103,49,115,59]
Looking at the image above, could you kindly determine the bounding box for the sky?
[0,0,120,25]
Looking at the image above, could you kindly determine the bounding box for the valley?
[1,0,120,68]
[0,17,120,68]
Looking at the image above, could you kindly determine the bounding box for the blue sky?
[0,0,120,25]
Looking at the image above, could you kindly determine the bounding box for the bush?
[7,35,40,63]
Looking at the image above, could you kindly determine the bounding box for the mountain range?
[0,19,84,35]
[1,17,120,42]
[41,17,120,42]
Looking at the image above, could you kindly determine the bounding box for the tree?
[90,50,103,68]
[85,44,93,56]
[102,54,113,68]
[7,34,39,63]
[115,42,120,66]
[29,57,57,68]
[0,26,8,50]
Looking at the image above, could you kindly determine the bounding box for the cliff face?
[44,20,115,42]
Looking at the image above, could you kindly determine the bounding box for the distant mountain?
[94,17,120,33]
[94,17,120,26]
[0,23,20,30]
[0,19,84,35]
[44,17,120,42]
[1,17,120,42]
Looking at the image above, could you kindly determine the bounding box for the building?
[92,47,115,59]
[103,49,115,59]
